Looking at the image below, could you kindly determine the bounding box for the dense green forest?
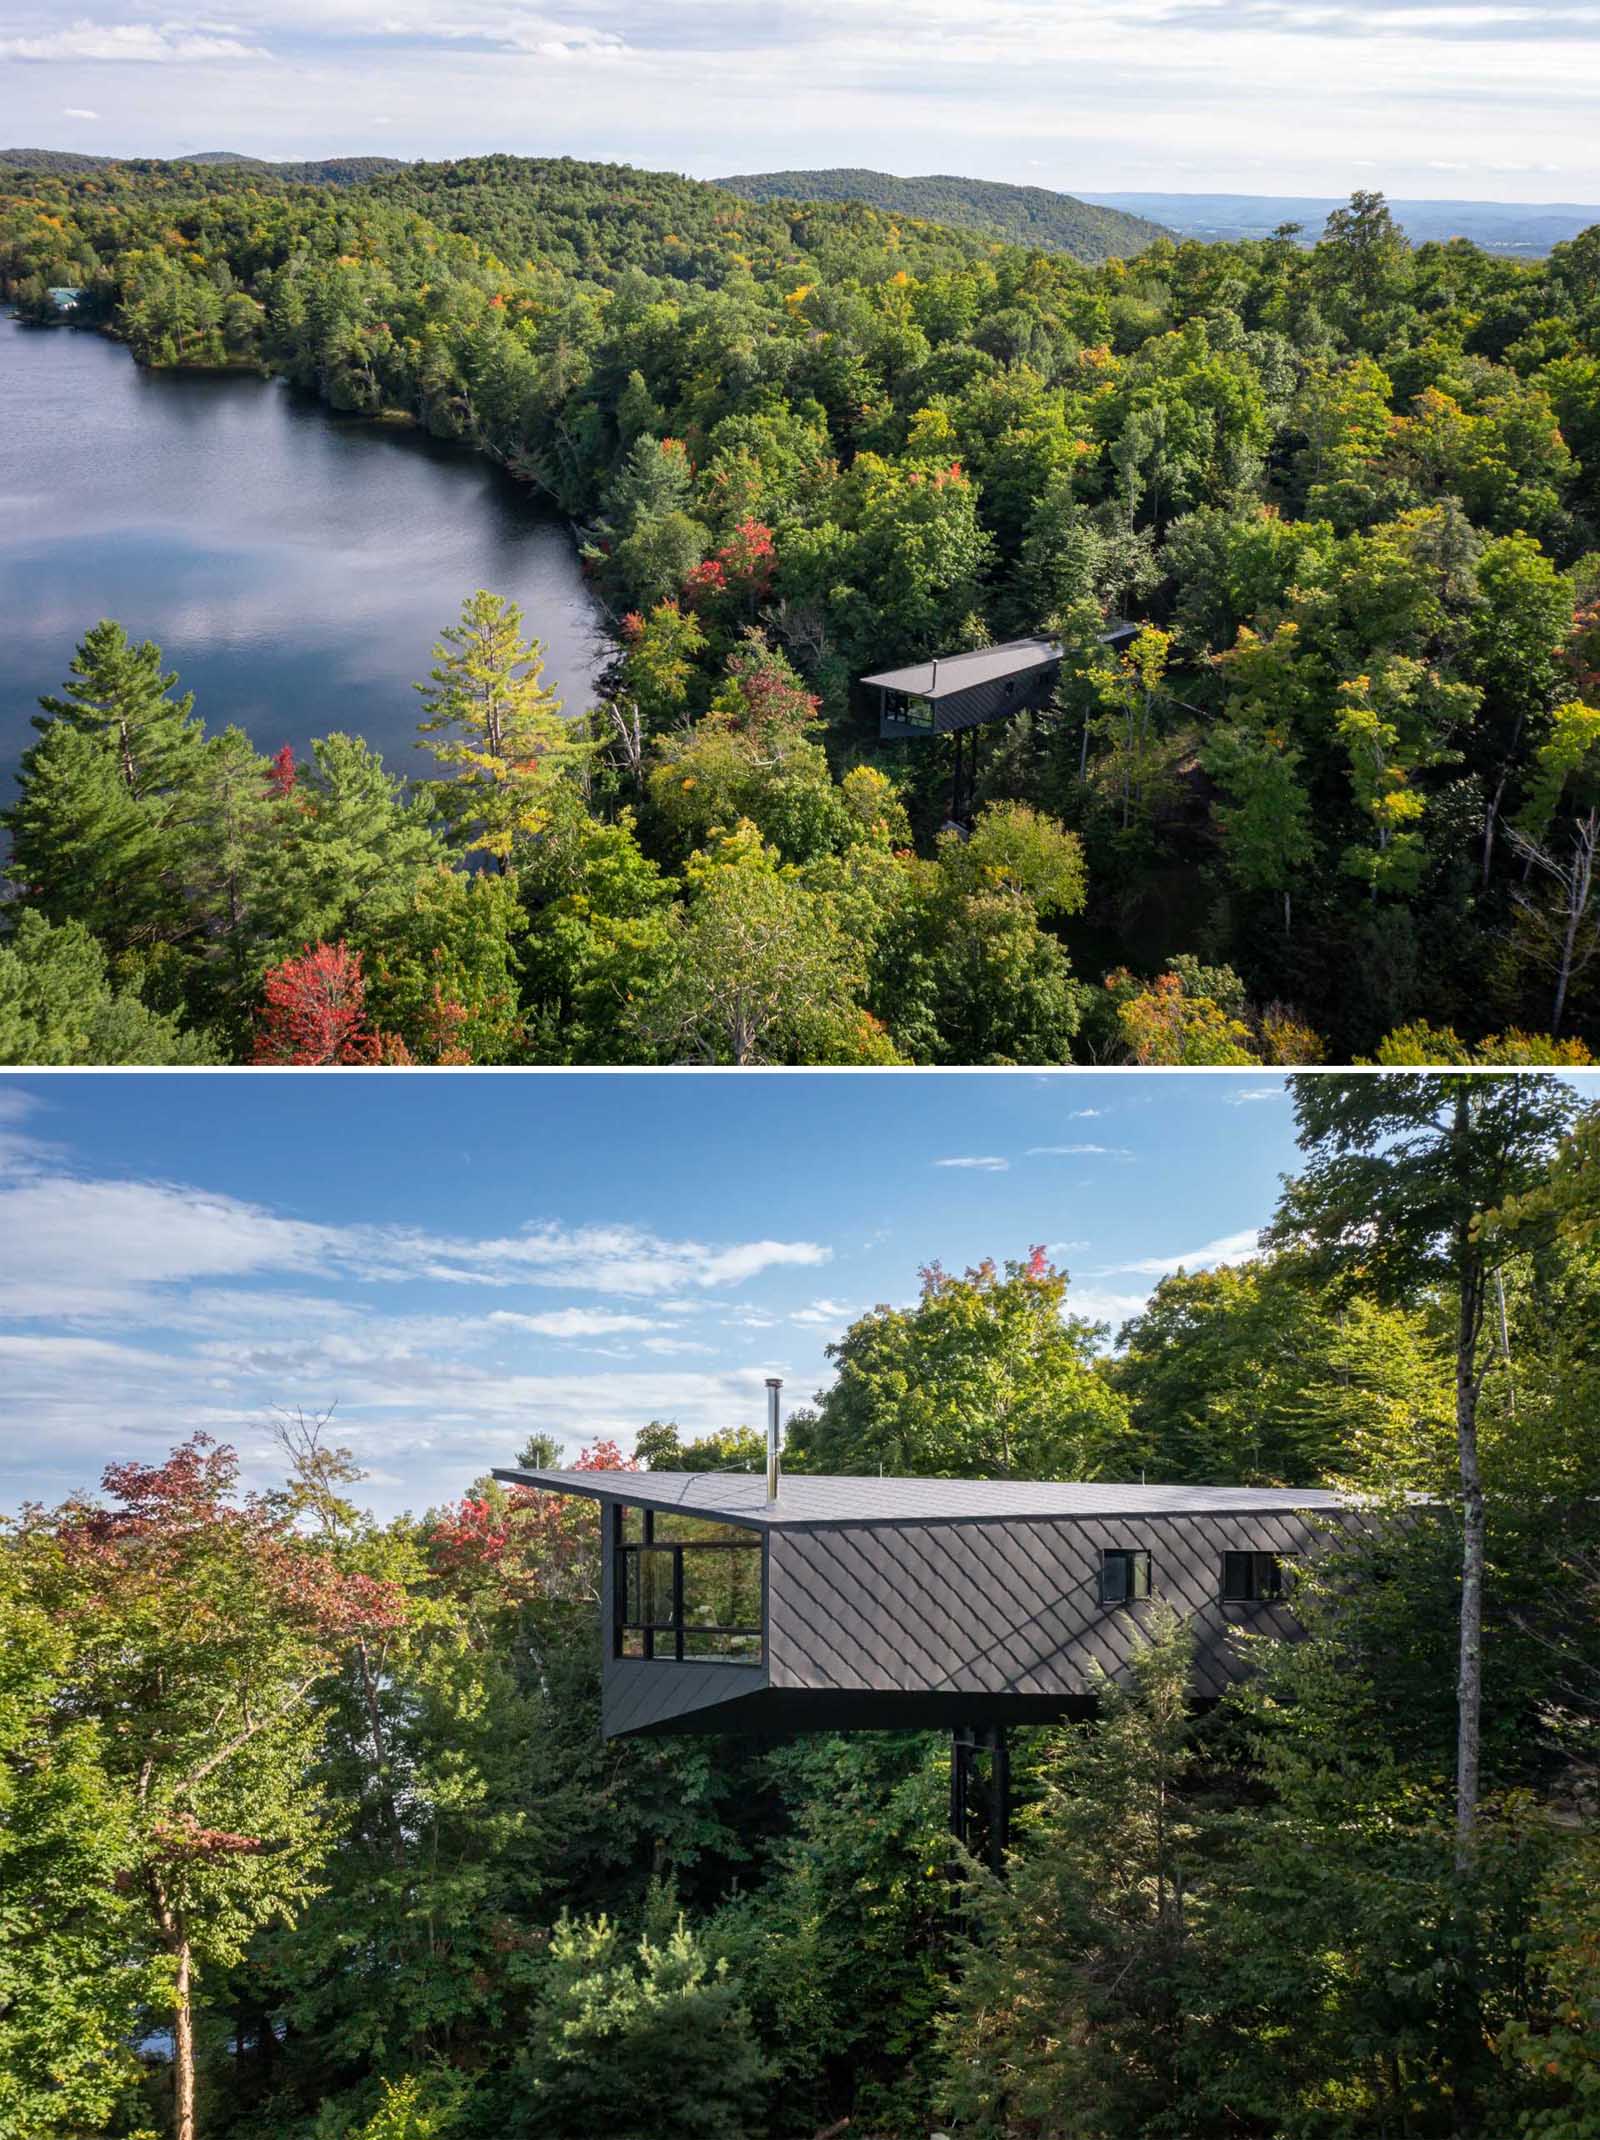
[4,154,1600,1064]
[3,1074,1597,2139]
[715,169,1168,263]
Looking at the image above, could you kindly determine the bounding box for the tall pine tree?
[4,620,205,953]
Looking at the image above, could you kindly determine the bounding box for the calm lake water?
[0,316,608,801]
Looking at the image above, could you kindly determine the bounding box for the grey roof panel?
[861,636,1061,699]
[861,621,1141,700]
[495,1467,1358,1530]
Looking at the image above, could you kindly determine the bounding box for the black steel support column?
[949,1723,1010,1876]
[950,1724,974,1852]
[947,726,979,832]
[989,1725,1010,1866]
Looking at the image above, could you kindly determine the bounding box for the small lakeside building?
[862,624,1141,744]
[496,1461,1373,1745]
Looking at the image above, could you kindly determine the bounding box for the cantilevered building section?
[862,623,1140,742]
[493,1463,1376,1744]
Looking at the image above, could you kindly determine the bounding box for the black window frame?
[612,1505,764,1664]
[879,688,937,735]
[1221,1550,1285,1605]
[1098,1547,1153,1606]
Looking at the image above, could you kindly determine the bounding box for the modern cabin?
[862,623,1140,743]
[494,1462,1375,1745]
[46,287,83,314]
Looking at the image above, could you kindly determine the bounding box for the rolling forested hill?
[0,147,401,184]
[717,166,1168,261]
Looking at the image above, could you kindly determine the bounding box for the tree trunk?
[118,717,138,794]
[1454,1309,1484,1872]
[150,1873,198,2140]
[1549,812,1596,1036]
[1481,781,1500,893]
[1480,715,1525,893]
[356,1637,406,1865]
[1495,1267,1516,1423]
[173,1933,197,2140]
[1452,1088,1486,1874]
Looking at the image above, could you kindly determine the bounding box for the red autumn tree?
[681,555,729,608]
[720,515,777,597]
[265,743,298,797]
[430,1439,639,1602]
[1566,597,1600,702]
[680,518,777,613]
[20,1436,403,2140]
[716,629,821,743]
[252,941,411,1066]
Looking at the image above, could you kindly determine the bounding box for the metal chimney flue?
[765,1377,783,1503]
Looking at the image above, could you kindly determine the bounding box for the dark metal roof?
[861,637,1060,701]
[495,1467,1357,1531]
[860,622,1141,702]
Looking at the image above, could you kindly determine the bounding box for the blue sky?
[0,1066,1412,1519]
[2,1,1598,202]
[6,1069,1595,1519]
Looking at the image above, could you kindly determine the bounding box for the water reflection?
[0,317,609,799]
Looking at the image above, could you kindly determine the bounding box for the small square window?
[1099,1548,1152,1605]
[1222,1551,1284,1604]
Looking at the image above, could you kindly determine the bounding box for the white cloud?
[62,104,100,116]
[1,20,270,62]
[0,1146,837,1516]
[2,0,1598,198]
[485,1307,661,1338]
[0,1331,782,1509]
[0,1178,333,1318]
[1224,1085,1285,1104]
[0,1170,829,1319]
[789,1297,860,1326]
[934,1155,1009,1171]
[0,1086,58,1178]
[524,31,630,59]
[1026,1143,1133,1158]
[1094,1227,1262,1279]
[1065,1285,1154,1332]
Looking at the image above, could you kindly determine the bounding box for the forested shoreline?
[3,1075,1597,2139]
[3,155,1600,1064]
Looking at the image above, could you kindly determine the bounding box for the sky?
[0,1065,1463,1521]
[2,0,1598,204]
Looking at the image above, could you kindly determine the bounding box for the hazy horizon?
[8,140,1600,217]
[2,0,1598,207]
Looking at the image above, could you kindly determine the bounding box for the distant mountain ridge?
[716,167,1167,263]
[1080,190,1600,257]
[0,148,401,184]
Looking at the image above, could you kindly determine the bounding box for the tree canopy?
[4,158,1600,1061]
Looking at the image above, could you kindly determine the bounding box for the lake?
[0,316,609,804]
